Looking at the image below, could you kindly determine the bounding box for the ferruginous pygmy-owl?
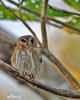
[11,35,42,79]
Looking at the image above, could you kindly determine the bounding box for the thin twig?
[47,21,62,29]
[42,48,80,90]
[19,1,22,18]
[41,0,48,47]
[6,0,80,17]
[1,1,42,47]
[48,4,80,16]
[6,0,79,34]
[6,0,40,17]
[47,17,80,34]
[6,0,80,34]
[6,0,75,33]
[47,21,80,34]
[0,59,80,99]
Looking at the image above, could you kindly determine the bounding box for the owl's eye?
[21,38,27,42]
[30,38,34,44]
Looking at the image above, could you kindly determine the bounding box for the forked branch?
[6,0,80,34]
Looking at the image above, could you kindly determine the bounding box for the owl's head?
[17,35,37,49]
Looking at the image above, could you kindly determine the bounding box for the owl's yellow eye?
[21,38,27,42]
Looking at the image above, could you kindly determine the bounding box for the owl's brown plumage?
[11,35,42,79]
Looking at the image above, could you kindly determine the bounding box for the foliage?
[0,0,80,30]
[64,0,80,11]
[0,0,70,21]
[0,5,16,20]
[67,17,80,29]
[63,0,80,29]
[0,4,39,21]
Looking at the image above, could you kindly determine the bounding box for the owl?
[11,35,42,79]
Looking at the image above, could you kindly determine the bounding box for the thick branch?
[6,0,80,34]
[48,4,80,16]
[1,1,41,47]
[42,48,80,90]
[41,0,48,47]
[0,59,80,99]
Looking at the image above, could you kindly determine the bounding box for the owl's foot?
[20,71,27,77]
[19,71,35,80]
[27,74,36,80]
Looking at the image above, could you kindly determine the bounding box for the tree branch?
[42,48,80,90]
[41,0,48,47]
[47,21,80,34]
[1,0,42,47]
[6,0,80,34]
[6,0,40,17]
[7,0,80,17]
[47,17,80,34]
[48,4,80,16]
[0,59,80,99]
[18,1,23,18]
[47,21,62,29]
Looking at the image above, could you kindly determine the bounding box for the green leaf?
[26,0,42,13]
[0,4,39,21]
[47,8,70,17]
[64,0,80,11]
[67,16,80,29]
[26,0,70,17]
[0,5,17,20]
[0,0,73,21]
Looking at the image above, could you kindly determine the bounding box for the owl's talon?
[27,74,35,80]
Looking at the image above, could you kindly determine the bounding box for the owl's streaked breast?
[14,48,40,78]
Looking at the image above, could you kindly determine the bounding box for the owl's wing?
[30,47,42,76]
[32,47,42,63]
